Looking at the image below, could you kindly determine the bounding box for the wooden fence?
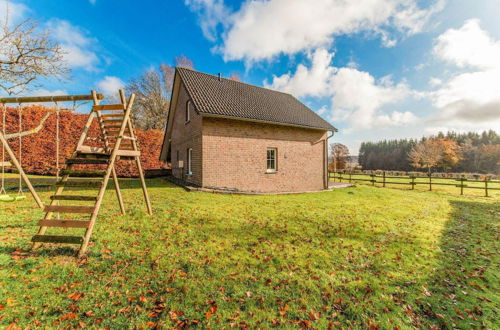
[330,171,500,197]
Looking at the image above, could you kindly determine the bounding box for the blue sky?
[2,0,500,154]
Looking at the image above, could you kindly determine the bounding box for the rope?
[0,103,6,195]
[54,99,60,181]
[17,103,23,196]
[54,99,60,218]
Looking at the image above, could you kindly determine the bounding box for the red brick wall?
[170,82,203,186]
[201,117,327,193]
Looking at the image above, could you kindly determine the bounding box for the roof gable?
[177,67,336,131]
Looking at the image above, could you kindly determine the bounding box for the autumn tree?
[0,5,68,95]
[229,73,241,81]
[436,139,461,171]
[125,55,194,130]
[408,139,442,174]
[329,143,350,171]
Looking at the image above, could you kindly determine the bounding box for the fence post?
[411,175,415,190]
[371,172,375,186]
[383,171,386,187]
[460,177,464,195]
[339,171,342,183]
[349,171,352,183]
[429,172,432,191]
[485,178,489,197]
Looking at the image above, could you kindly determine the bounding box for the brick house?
[159,68,337,193]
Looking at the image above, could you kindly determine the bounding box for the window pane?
[267,148,277,170]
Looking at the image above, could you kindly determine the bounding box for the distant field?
[1,179,498,328]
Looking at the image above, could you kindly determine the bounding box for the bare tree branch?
[0,6,69,95]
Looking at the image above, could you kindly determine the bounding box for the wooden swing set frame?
[1,91,152,256]
[0,93,104,208]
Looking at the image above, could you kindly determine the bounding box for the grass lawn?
[0,179,498,328]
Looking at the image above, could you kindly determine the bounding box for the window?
[187,148,193,175]
[267,148,277,172]
[185,100,192,123]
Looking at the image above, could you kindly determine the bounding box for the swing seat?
[0,194,15,202]
[0,194,26,202]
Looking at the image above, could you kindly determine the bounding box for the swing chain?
[17,102,23,196]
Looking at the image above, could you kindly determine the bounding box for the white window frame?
[187,148,193,175]
[185,100,191,123]
[266,148,277,173]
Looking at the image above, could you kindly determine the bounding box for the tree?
[408,139,442,174]
[329,143,350,171]
[0,6,68,95]
[229,73,241,81]
[435,138,461,171]
[125,55,194,130]
[479,144,500,174]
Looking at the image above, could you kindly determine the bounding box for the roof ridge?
[176,66,294,97]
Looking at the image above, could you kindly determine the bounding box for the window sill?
[265,170,277,174]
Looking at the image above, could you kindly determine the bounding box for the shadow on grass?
[414,200,499,328]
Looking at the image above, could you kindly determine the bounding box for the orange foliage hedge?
[0,105,165,177]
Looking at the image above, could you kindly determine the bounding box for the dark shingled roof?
[177,67,336,131]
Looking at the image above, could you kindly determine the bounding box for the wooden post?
[339,172,342,182]
[485,178,489,197]
[411,176,415,190]
[119,89,152,215]
[460,177,464,195]
[429,172,432,191]
[0,131,44,209]
[371,172,375,186]
[383,171,386,187]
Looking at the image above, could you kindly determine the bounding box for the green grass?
[1,179,498,328]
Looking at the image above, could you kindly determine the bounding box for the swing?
[0,103,26,202]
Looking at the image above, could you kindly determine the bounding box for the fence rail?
[330,171,500,197]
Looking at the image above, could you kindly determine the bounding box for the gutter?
[324,130,335,189]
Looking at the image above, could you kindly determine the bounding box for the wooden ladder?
[31,90,152,257]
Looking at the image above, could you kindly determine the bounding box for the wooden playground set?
[0,90,151,257]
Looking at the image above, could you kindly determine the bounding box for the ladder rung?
[37,220,91,228]
[56,180,103,188]
[101,119,123,123]
[44,205,96,214]
[93,104,125,111]
[32,235,83,244]
[77,146,107,154]
[103,124,123,129]
[101,114,124,119]
[117,150,140,157]
[50,195,98,201]
[67,158,109,165]
[60,169,107,177]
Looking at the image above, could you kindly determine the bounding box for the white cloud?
[46,19,99,71]
[434,19,500,70]
[267,48,417,130]
[432,19,500,125]
[264,49,335,98]
[188,0,444,63]
[97,76,125,98]
[0,0,28,26]
[185,0,229,42]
